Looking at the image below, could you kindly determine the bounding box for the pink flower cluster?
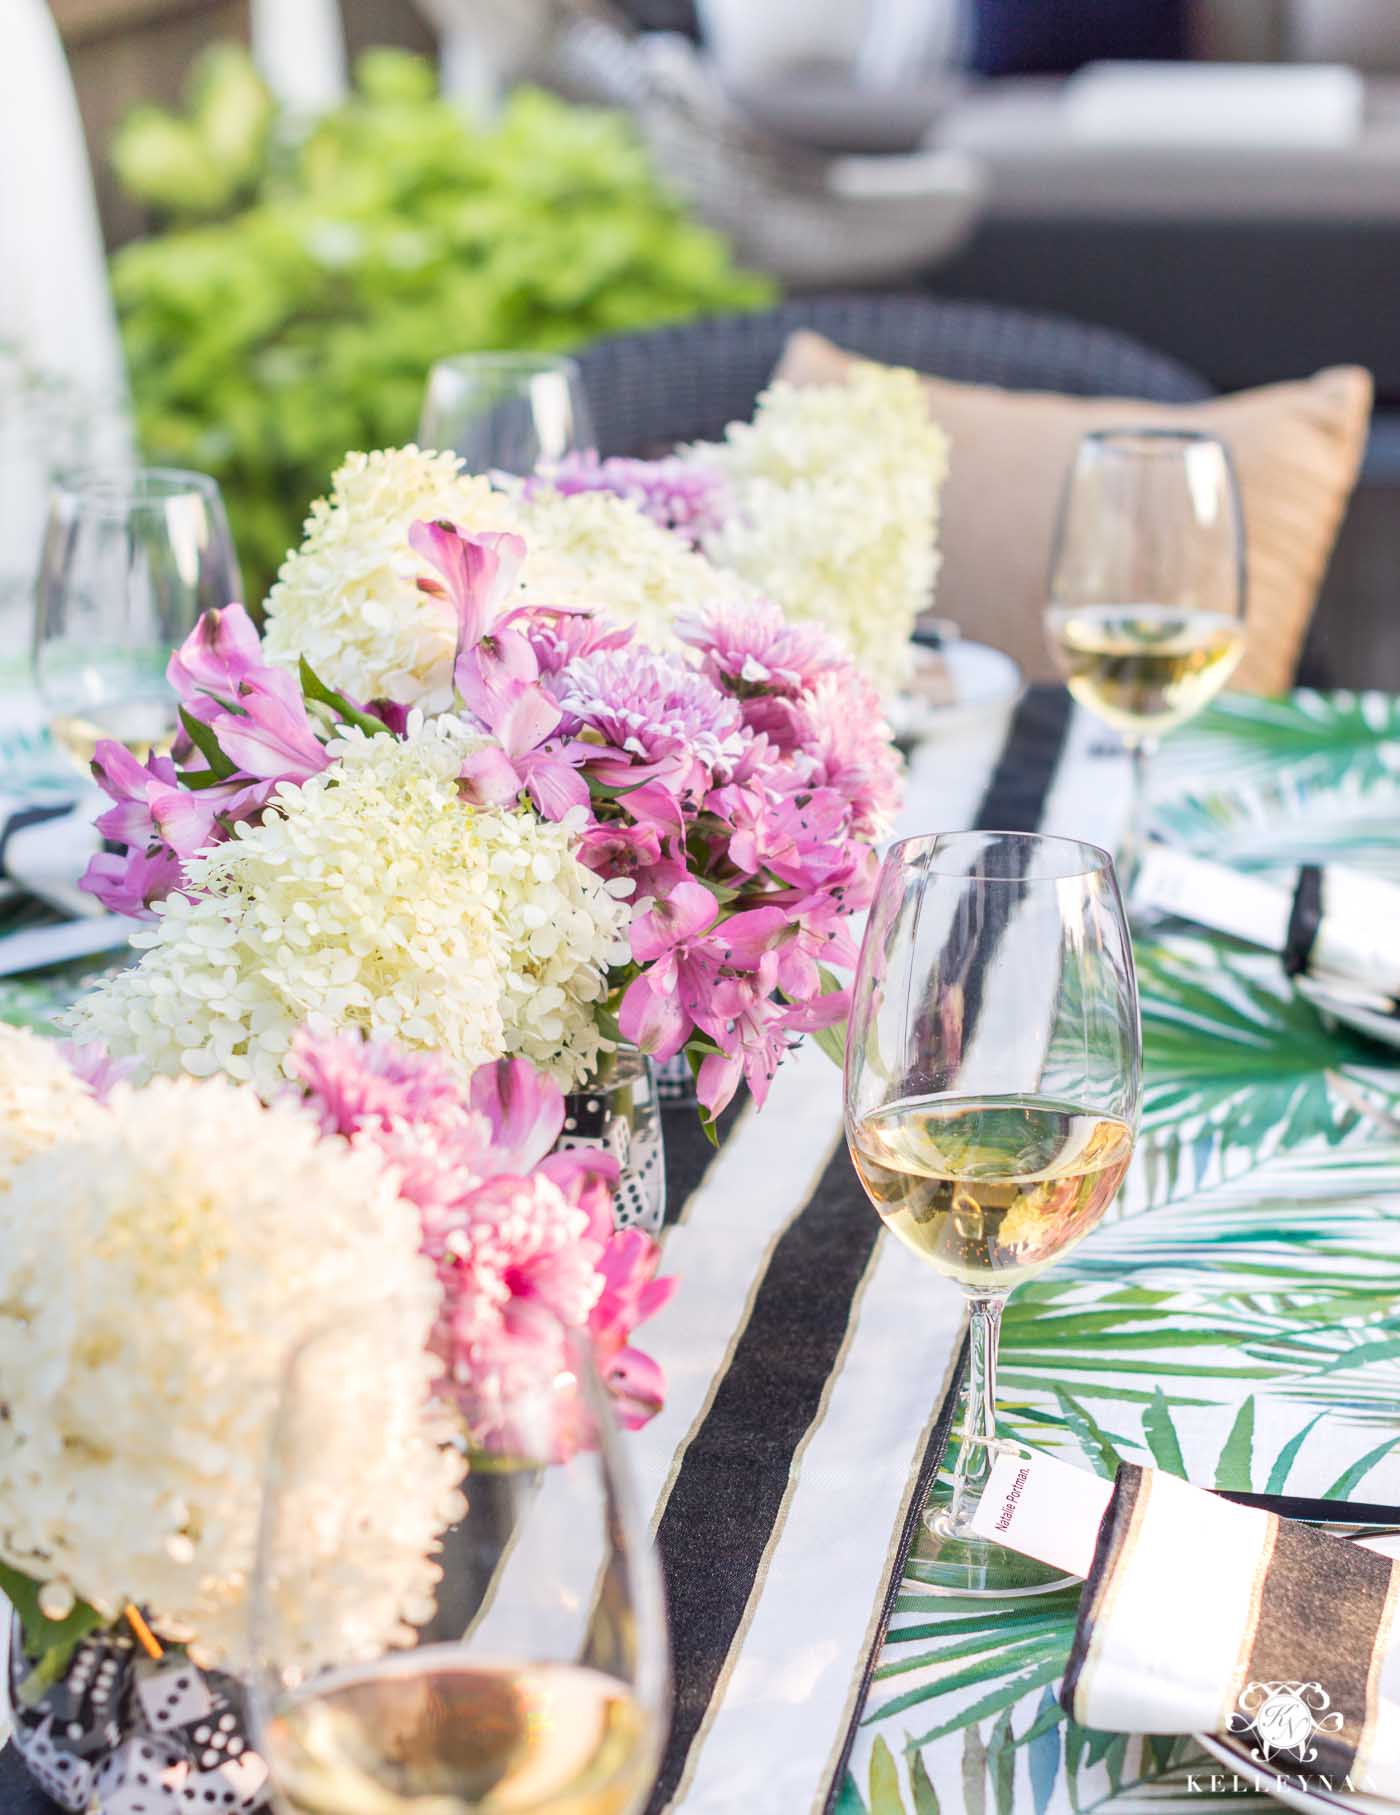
[412,520,903,1118]
[80,604,336,918]
[527,451,730,543]
[82,513,902,1125]
[292,1031,674,1450]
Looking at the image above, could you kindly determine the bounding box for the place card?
[966,1448,1115,1578]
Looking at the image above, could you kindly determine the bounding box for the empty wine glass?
[419,352,596,475]
[252,1300,670,1815]
[845,831,1141,1597]
[1044,429,1246,887]
[33,467,241,772]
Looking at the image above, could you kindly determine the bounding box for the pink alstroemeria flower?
[90,741,178,850]
[456,629,590,822]
[79,845,184,919]
[410,519,525,659]
[589,1229,677,1427]
[166,601,263,703]
[57,1040,138,1101]
[213,667,330,783]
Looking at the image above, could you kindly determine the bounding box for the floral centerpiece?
[0,1023,671,1811]
[534,362,950,698]
[66,447,903,1126]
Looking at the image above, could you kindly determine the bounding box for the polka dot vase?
[5,1619,271,1812]
[557,1045,666,1234]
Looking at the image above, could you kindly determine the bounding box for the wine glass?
[251,1300,670,1815]
[419,352,596,475]
[33,467,242,772]
[1044,429,1246,888]
[845,831,1141,1597]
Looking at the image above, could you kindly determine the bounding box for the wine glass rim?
[50,465,224,508]
[428,351,583,379]
[1079,426,1225,452]
[884,828,1115,882]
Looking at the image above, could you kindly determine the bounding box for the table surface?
[7,686,1400,1815]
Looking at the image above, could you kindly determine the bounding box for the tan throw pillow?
[774,330,1372,694]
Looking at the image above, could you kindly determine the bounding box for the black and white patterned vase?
[558,1045,666,1234]
[6,1620,270,1813]
[653,1051,697,1107]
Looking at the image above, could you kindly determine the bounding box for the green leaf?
[910,1752,940,1815]
[1104,1730,1128,1793]
[0,1561,106,1699]
[298,658,392,736]
[908,1657,1067,1750]
[872,1636,1064,1716]
[1026,1690,1063,1815]
[962,1724,987,1815]
[813,1017,849,1070]
[869,1736,907,1815]
[1325,1434,1400,1499]
[177,764,240,790]
[178,705,237,779]
[1141,1387,1187,1478]
[987,1706,1016,1815]
[834,1773,869,1815]
[1214,1395,1255,1491]
[1050,1388,1119,1479]
[1264,1411,1327,1494]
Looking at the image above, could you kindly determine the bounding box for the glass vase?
[558,1045,666,1234]
[5,1616,270,1811]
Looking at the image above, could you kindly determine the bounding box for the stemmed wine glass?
[419,352,596,475]
[1044,429,1246,889]
[845,831,1141,1597]
[33,467,242,771]
[252,1301,670,1814]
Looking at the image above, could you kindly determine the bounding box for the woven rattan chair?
[573,293,1212,456]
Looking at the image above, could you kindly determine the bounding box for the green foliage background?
[110,46,775,601]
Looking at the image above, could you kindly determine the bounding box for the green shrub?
[112,47,775,600]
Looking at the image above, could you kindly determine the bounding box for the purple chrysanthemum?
[529,452,731,544]
[552,646,746,778]
[680,596,847,698]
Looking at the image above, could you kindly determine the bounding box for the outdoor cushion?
[775,330,1372,694]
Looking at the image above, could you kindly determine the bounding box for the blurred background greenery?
[109,45,772,601]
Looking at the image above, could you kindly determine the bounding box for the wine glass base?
[913,1504,1079,1599]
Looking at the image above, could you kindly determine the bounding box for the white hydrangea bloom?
[695,366,948,697]
[262,445,518,712]
[261,447,753,713]
[65,719,630,1094]
[0,1024,105,1192]
[0,1075,459,1668]
[511,484,752,652]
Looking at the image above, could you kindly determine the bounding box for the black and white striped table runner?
[635,689,1135,1814]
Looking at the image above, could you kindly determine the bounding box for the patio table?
[4,684,1400,1815]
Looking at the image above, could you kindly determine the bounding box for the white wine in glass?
[253,1302,669,1815]
[1045,430,1246,885]
[1046,604,1244,739]
[849,1094,1134,1292]
[268,1654,652,1815]
[845,832,1141,1597]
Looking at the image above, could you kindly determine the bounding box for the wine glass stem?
[1118,736,1158,896]
[945,1293,1007,1538]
